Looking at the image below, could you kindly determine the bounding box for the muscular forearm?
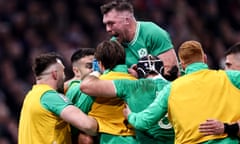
[61,105,98,136]
[80,75,99,95]
[79,116,98,136]
[80,74,116,98]
[158,49,179,76]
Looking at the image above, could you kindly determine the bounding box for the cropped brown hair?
[178,40,204,65]
[95,40,125,70]
[100,0,133,14]
[32,52,63,76]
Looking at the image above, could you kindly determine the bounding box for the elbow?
[84,119,98,136]
[86,126,98,136]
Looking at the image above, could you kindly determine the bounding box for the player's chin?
[116,37,123,43]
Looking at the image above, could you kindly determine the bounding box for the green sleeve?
[128,83,171,130]
[66,83,94,114]
[226,70,240,89]
[65,82,81,103]
[114,79,133,100]
[114,79,155,100]
[74,92,94,114]
[40,91,72,116]
[147,22,173,56]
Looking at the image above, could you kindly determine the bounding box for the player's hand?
[123,104,131,120]
[128,64,138,78]
[199,119,224,135]
[237,120,240,136]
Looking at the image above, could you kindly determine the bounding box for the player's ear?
[72,66,80,76]
[181,62,186,71]
[52,70,58,80]
[203,54,208,64]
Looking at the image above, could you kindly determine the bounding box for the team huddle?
[18,0,240,144]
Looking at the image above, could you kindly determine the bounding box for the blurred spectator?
[0,0,240,143]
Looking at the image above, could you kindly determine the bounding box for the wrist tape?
[224,123,239,137]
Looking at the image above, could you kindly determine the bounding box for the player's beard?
[57,78,64,94]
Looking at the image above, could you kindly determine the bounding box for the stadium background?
[0,0,240,143]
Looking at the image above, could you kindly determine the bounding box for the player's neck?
[128,20,137,42]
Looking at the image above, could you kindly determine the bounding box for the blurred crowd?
[0,0,240,143]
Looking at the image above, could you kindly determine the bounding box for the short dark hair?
[95,40,125,70]
[71,48,95,63]
[32,52,63,76]
[100,0,134,14]
[225,43,240,56]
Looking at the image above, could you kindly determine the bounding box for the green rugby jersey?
[65,80,94,135]
[114,76,174,144]
[65,80,94,114]
[127,63,240,144]
[119,21,173,67]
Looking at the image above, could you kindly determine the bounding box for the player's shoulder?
[138,21,167,34]
[138,21,157,27]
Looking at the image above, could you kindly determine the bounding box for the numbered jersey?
[114,76,174,144]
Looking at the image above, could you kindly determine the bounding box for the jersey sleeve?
[40,91,72,116]
[147,22,173,56]
[66,83,94,114]
[75,92,94,114]
[65,82,80,103]
[128,83,171,130]
[114,79,157,100]
[113,79,130,100]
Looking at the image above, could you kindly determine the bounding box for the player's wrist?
[89,71,101,77]
[224,123,239,137]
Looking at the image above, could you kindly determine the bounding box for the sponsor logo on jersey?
[58,93,70,103]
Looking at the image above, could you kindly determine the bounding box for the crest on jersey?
[158,114,173,129]
[138,48,148,58]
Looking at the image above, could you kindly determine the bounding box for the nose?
[106,24,112,33]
